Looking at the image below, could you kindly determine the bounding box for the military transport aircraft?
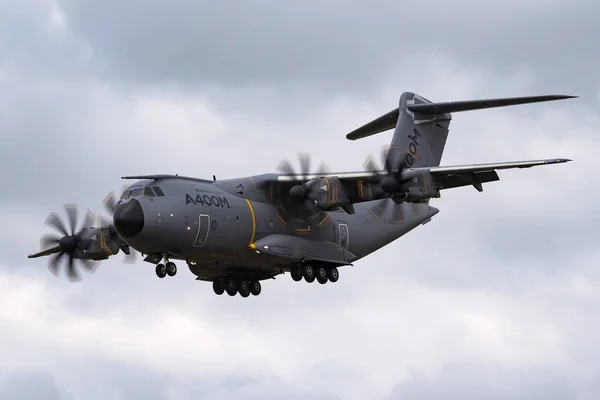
[28,92,575,297]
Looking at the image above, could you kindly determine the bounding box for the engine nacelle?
[304,176,350,210]
[75,226,123,260]
[395,171,440,202]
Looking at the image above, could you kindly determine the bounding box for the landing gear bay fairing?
[28,92,575,297]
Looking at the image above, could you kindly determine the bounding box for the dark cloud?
[53,0,600,98]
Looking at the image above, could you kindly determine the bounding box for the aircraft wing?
[423,158,571,191]
[270,157,570,209]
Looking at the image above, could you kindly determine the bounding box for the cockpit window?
[152,186,164,196]
[144,187,155,197]
[120,190,131,200]
[129,188,143,197]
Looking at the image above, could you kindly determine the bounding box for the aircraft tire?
[250,281,261,296]
[327,267,339,283]
[290,266,303,281]
[303,264,315,283]
[155,263,166,278]
[238,280,250,297]
[225,278,237,296]
[166,262,177,276]
[316,266,328,284]
[213,280,225,295]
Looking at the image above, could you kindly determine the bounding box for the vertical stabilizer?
[387,92,451,170]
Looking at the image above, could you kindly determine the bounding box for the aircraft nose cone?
[113,199,144,238]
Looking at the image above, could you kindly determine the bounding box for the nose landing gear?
[155,255,177,278]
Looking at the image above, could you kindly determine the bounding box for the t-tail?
[347,92,577,170]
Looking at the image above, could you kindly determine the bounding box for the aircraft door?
[193,214,210,247]
[338,223,349,249]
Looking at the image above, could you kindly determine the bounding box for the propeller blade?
[363,154,379,174]
[48,251,65,276]
[368,199,388,218]
[381,146,392,174]
[316,161,331,176]
[79,258,99,272]
[388,202,405,224]
[276,159,296,176]
[64,204,77,235]
[104,192,117,215]
[41,234,61,250]
[298,153,310,177]
[67,256,80,281]
[46,212,69,237]
[78,208,95,231]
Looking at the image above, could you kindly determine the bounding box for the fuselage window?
[144,187,155,197]
[152,187,165,196]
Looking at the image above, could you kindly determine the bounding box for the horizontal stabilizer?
[407,94,577,115]
[346,94,577,141]
[346,109,399,140]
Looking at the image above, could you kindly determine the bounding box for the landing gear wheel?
[290,266,303,282]
[238,280,250,298]
[213,280,224,295]
[249,280,261,296]
[327,267,339,283]
[303,264,315,283]
[155,263,166,278]
[166,262,177,276]
[225,278,237,296]
[316,266,328,284]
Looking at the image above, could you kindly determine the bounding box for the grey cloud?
[387,362,578,400]
[0,369,74,400]
[54,0,600,98]
[2,1,600,399]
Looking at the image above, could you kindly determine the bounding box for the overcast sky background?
[1,0,599,399]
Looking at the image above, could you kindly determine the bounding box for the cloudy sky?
[1,0,599,398]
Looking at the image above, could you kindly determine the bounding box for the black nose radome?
[113,199,144,238]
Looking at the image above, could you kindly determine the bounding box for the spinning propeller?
[276,153,331,216]
[363,146,409,223]
[32,204,99,281]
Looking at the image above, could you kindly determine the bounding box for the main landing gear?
[290,264,339,284]
[155,261,177,278]
[212,277,262,297]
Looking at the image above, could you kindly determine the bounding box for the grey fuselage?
[115,174,438,281]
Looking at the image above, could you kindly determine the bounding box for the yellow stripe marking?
[323,177,331,207]
[245,198,256,245]
[367,208,379,218]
